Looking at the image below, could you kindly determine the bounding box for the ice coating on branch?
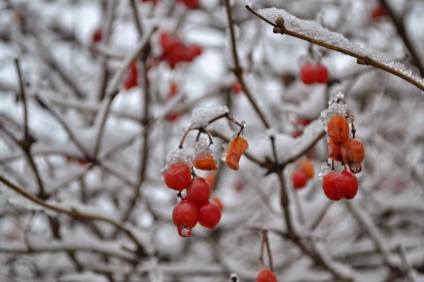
[165,147,195,167]
[244,0,251,6]
[319,162,332,179]
[258,8,424,87]
[190,105,229,128]
[320,90,352,131]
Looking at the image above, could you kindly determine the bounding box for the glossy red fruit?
[172,200,198,237]
[316,64,329,83]
[300,64,317,85]
[257,268,277,282]
[327,115,350,144]
[163,163,192,191]
[186,177,212,205]
[322,171,342,201]
[292,171,308,189]
[197,200,221,229]
[335,170,358,200]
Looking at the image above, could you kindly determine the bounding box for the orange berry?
[169,80,178,98]
[225,136,249,170]
[205,173,216,188]
[193,152,218,171]
[299,160,314,179]
[327,115,349,144]
[212,196,223,210]
[328,139,343,162]
[341,139,365,174]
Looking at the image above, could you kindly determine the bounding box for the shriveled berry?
[257,268,277,282]
[341,139,365,174]
[163,163,192,191]
[292,171,308,189]
[322,171,342,201]
[225,136,249,170]
[186,177,212,204]
[335,170,358,200]
[328,139,343,162]
[172,200,198,237]
[198,200,221,229]
[327,115,350,144]
[193,152,218,171]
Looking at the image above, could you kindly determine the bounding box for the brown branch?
[246,5,424,92]
[224,0,271,128]
[0,175,147,257]
[380,0,424,77]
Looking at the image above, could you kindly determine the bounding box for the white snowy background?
[0,0,423,281]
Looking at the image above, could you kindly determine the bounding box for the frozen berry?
[299,160,314,179]
[186,177,212,205]
[316,64,329,83]
[197,200,221,229]
[163,163,192,191]
[327,115,349,144]
[322,171,342,201]
[336,170,358,200]
[172,200,198,237]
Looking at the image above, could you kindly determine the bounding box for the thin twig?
[0,175,147,257]
[246,5,424,92]
[224,0,271,128]
[14,58,28,140]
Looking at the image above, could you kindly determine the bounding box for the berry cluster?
[159,32,203,69]
[163,107,248,237]
[300,64,329,85]
[163,163,221,237]
[292,159,314,189]
[321,93,365,201]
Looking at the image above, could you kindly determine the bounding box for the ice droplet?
[318,162,332,179]
[244,0,252,7]
[177,226,192,238]
[348,162,362,174]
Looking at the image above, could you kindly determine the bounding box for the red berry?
[197,200,221,229]
[123,62,138,90]
[232,82,243,94]
[160,32,180,53]
[327,115,350,144]
[177,0,200,9]
[92,28,103,44]
[300,64,317,85]
[172,200,198,237]
[316,64,329,83]
[371,5,386,21]
[256,269,277,282]
[322,171,342,201]
[292,171,308,189]
[163,163,192,191]
[186,177,212,204]
[335,170,358,200]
